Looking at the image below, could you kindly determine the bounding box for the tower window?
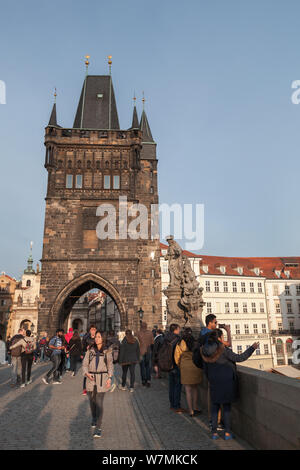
[66,174,73,188]
[104,175,111,189]
[113,175,120,189]
[96,161,100,170]
[76,175,83,189]
[87,160,91,169]
[77,160,82,169]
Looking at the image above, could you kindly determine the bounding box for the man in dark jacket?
[164,324,185,414]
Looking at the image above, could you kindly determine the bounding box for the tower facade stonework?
[38,74,161,335]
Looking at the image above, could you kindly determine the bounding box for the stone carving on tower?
[163,236,204,326]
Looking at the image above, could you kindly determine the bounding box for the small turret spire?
[140,94,154,143]
[131,92,139,129]
[24,241,35,274]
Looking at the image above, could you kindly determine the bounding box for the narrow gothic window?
[104,175,111,189]
[87,160,91,169]
[76,175,83,188]
[96,161,100,170]
[77,160,82,169]
[105,161,109,169]
[66,174,73,188]
[68,160,72,169]
[113,175,120,189]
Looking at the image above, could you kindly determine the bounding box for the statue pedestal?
[163,286,184,324]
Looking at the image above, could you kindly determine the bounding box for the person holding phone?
[201,328,259,441]
[82,330,114,438]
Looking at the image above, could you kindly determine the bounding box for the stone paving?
[0,362,252,450]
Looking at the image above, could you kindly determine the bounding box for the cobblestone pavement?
[0,362,252,450]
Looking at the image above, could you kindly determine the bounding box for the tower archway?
[45,273,127,334]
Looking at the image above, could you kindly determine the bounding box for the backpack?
[157,337,178,372]
[192,343,203,369]
[44,337,56,358]
[10,336,23,357]
[24,339,35,355]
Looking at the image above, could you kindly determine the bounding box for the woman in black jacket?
[118,330,140,392]
[67,330,83,376]
[201,329,259,440]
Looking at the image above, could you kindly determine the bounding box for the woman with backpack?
[174,328,202,417]
[67,330,83,376]
[82,330,114,438]
[201,328,259,440]
[118,329,140,392]
[10,330,36,388]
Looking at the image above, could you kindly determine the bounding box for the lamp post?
[138,307,144,326]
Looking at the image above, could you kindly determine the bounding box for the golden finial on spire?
[142,91,145,109]
[108,55,112,75]
[54,87,57,103]
[133,91,136,106]
[85,55,90,75]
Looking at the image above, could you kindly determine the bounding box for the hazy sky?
[1,0,300,279]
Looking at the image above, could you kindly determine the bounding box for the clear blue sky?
[1,0,300,279]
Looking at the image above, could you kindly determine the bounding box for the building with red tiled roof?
[160,242,300,370]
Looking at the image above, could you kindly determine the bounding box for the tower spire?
[24,241,35,274]
[48,88,58,126]
[131,92,139,129]
[140,93,154,142]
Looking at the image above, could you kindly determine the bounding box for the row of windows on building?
[206,301,265,314]
[58,159,129,170]
[276,321,297,331]
[204,280,264,293]
[66,174,120,190]
[232,323,267,334]
[236,344,269,355]
[274,301,300,314]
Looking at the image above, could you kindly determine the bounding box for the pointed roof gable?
[73,75,120,129]
[140,109,154,142]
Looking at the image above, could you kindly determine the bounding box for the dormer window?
[284,270,290,279]
[202,265,209,274]
[237,267,243,275]
[275,270,281,278]
[254,268,260,276]
[220,266,226,274]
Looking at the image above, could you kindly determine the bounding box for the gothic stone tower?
[38,73,161,335]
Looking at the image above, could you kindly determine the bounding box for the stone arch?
[47,272,127,331]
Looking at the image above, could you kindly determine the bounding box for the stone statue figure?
[180,256,204,315]
[163,236,204,326]
[164,236,183,288]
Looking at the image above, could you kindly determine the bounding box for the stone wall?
[199,365,300,449]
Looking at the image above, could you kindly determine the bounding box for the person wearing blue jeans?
[168,365,182,410]
[164,323,185,414]
[140,351,151,385]
[42,329,65,384]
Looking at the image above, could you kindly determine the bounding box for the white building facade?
[160,244,300,371]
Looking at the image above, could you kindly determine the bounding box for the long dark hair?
[182,328,195,352]
[72,330,80,340]
[125,329,136,344]
[92,330,107,350]
[207,329,223,345]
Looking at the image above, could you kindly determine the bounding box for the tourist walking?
[64,327,74,371]
[68,330,83,376]
[42,329,65,385]
[174,328,202,417]
[201,328,259,440]
[0,335,6,364]
[107,330,120,392]
[118,329,140,392]
[82,325,97,395]
[136,322,154,387]
[82,331,114,438]
[10,330,36,387]
[6,335,11,365]
[152,329,164,379]
[9,328,25,387]
[39,335,48,362]
[160,323,185,414]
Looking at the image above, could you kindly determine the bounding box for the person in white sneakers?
[10,330,36,388]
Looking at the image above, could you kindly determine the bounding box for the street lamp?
[138,307,144,325]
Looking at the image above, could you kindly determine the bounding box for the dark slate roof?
[140,109,154,142]
[73,75,120,129]
[48,103,57,126]
[131,105,139,129]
